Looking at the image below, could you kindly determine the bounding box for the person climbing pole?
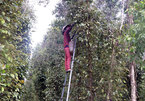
[62,23,76,72]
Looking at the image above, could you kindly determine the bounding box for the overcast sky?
[28,0,60,48]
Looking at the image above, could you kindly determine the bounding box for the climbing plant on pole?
[0,0,31,100]
[55,0,130,100]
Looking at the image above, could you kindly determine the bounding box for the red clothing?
[64,47,71,71]
[63,27,72,71]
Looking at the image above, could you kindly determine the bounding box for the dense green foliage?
[55,1,129,100]
[0,0,31,100]
[22,20,66,101]
[1,0,144,101]
[27,0,145,101]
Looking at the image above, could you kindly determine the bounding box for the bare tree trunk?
[130,61,137,101]
[126,0,137,100]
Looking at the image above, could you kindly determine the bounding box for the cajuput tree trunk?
[130,61,137,101]
[126,0,137,101]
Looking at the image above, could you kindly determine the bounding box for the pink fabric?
[64,27,71,47]
[64,47,71,71]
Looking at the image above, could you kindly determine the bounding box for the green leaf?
[0,29,8,34]
[0,83,6,86]
[10,74,15,78]
[2,12,5,15]
[8,56,13,62]
[0,18,5,24]
[5,17,10,22]
[1,87,4,92]
[15,73,19,80]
